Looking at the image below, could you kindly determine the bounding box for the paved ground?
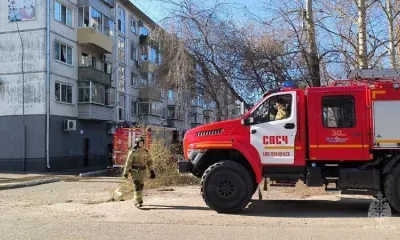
[0,176,399,240]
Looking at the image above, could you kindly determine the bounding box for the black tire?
[384,164,400,213]
[200,160,254,213]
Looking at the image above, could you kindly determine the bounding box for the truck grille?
[196,129,223,137]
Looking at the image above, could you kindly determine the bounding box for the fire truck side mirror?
[240,102,246,115]
[241,117,254,126]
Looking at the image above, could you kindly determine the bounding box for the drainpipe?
[46,0,51,169]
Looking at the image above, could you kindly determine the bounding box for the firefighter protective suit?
[122,137,156,207]
[274,102,288,120]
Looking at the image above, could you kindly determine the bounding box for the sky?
[129,0,264,23]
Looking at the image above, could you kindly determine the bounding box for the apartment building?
[0,0,218,172]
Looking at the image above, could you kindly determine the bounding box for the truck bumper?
[178,159,193,173]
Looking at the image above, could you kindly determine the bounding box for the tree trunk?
[305,0,321,86]
[387,0,397,67]
[357,0,368,69]
[215,100,223,122]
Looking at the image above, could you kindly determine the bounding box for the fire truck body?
[179,69,400,214]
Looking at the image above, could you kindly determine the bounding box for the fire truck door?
[313,91,367,160]
[249,91,298,164]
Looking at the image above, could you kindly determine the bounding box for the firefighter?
[274,99,288,120]
[122,137,156,208]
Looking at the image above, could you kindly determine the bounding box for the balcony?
[139,60,158,73]
[77,81,116,121]
[77,27,113,53]
[101,0,115,8]
[78,67,111,86]
[139,87,162,101]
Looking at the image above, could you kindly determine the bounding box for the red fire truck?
[178,69,400,214]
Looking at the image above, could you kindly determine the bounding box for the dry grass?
[110,127,199,201]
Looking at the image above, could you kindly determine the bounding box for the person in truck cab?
[274,99,288,120]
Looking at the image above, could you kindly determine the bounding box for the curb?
[0,177,61,191]
[79,169,110,178]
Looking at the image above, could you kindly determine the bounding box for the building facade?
[0,0,218,172]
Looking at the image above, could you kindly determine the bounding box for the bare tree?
[379,0,400,67]
[305,0,321,86]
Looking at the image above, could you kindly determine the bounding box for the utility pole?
[305,0,321,87]
[357,0,368,69]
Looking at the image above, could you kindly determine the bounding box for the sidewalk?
[0,166,118,190]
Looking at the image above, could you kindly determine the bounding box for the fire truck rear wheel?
[384,164,400,213]
[200,160,254,214]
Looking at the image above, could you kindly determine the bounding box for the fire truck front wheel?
[200,160,254,214]
[384,164,400,213]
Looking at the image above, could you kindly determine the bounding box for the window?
[139,21,148,36]
[168,106,184,119]
[55,42,72,65]
[131,42,137,60]
[140,45,148,60]
[104,16,114,39]
[130,18,137,33]
[118,37,125,62]
[54,1,72,27]
[104,62,112,74]
[78,7,89,27]
[81,53,97,69]
[150,47,159,64]
[78,81,90,102]
[139,102,149,114]
[118,6,125,33]
[78,7,114,39]
[91,7,103,32]
[55,82,72,104]
[139,102,162,116]
[139,72,147,87]
[249,94,292,124]
[118,94,126,121]
[118,65,125,92]
[131,100,138,115]
[78,81,115,106]
[131,72,138,87]
[322,95,355,128]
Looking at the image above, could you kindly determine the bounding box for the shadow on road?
[140,205,210,211]
[144,198,400,218]
[242,198,400,218]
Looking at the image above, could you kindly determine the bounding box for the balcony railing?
[139,87,162,100]
[167,106,184,120]
[79,67,112,86]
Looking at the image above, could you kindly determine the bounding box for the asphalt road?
[0,177,399,240]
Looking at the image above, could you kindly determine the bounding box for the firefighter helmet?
[135,137,145,145]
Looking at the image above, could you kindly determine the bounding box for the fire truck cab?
[179,69,400,214]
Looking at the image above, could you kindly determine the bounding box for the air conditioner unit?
[63,119,76,131]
